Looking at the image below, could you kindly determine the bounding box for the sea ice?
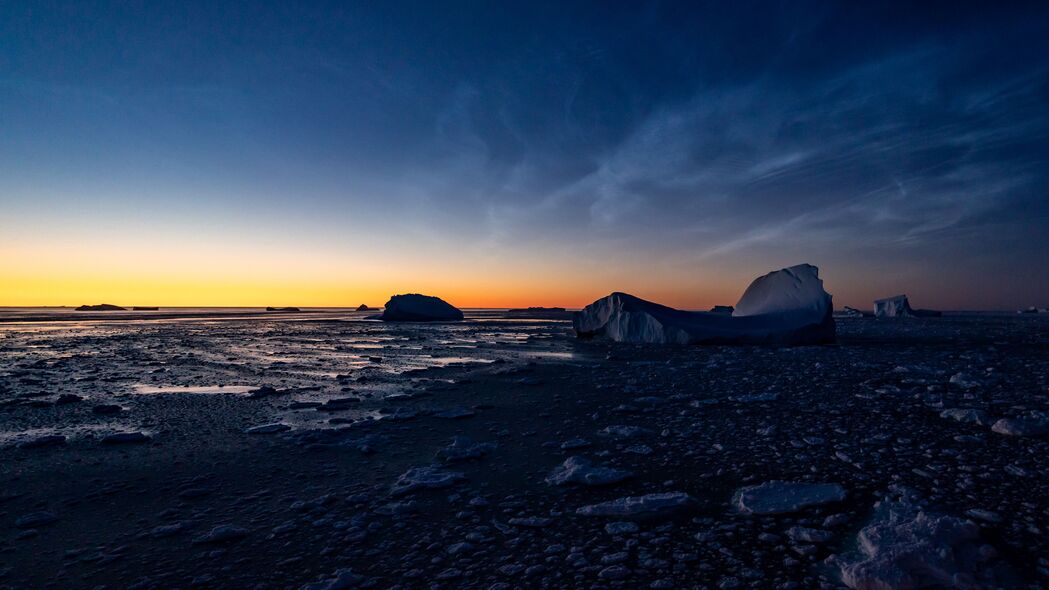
[390,466,465,495]
[545,456,633,486]
[835,501,994,590]
[576,492,698,517]
[435,436,495,463]
[991,413,1049,437]
[939,408,991,426]
[245,423,291,434]
[735,481,846,514]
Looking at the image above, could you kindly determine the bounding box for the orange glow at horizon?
[0,238,747,309]
[1,268,745,310]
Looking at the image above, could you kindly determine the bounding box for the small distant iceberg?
[75,304,126,311]
[873,295,940,318]
[1019,306,1048,314]
[708,305,734,315]
[132,306,159,311]
[266,307,300,312]
[379,294,463,322]
[506,306,572,319]
[356,304,377,311]
[573,264,835,346]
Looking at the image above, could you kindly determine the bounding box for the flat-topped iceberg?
[379,294,463,322]
[874,294,941,318]
[573,264,834,345]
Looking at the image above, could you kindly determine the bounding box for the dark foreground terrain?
[1,314,1048,589]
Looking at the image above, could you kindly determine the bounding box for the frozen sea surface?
[1,312,1048,589]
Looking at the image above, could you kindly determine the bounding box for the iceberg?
[873,295,941,318]
[379,294,464,322]
[573,264,834,346]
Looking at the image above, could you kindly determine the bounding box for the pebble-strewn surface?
[1,314,1048,589]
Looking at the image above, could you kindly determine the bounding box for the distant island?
[75,304,126,311]
[356,304,377,311]
[132,306,159,311]
[266,307,300,312]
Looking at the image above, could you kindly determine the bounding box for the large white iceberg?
[379,294,464,322]
[573,264,834,346]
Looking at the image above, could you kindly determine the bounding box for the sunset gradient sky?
[2,2,1048,309]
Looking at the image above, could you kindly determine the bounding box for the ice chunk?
[835,501,995,590]
[735,481,846,514]
[390,465,465,495]
[991,414,1049,437]
[379,294,463,322]
[573,264,834,346]
[545,456,632,486]
[245,423,291,434]
[939,408,991,426]
[435,436,495,463]
[299,569,363,590]
[576,492,698,517]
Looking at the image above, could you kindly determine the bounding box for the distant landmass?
[75,304,125,311]
[266,307,300,312]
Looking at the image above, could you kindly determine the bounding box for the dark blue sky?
[2,1,1048,308]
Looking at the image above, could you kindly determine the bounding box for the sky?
[2,1,1048,309]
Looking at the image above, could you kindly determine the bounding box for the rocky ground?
[1,314,1048,589]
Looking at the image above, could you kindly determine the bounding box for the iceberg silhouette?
[573,264,834,346]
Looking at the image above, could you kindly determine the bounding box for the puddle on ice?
[132,384,256,395]
[518,350,579,361]
[422,356,496,366]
